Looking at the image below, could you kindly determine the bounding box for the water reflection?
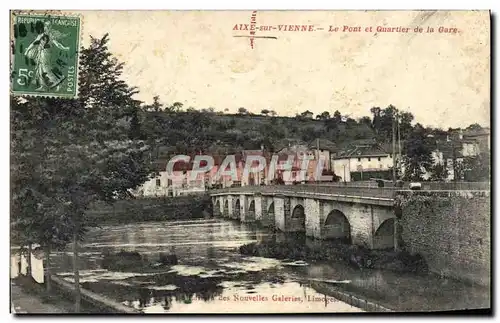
[47,219,489,313]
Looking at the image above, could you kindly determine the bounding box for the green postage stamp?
[11,13,81,98]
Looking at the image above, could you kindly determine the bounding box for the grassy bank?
[239,234,428,274]
[85,195,212,225]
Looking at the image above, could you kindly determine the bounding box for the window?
[156,179,161,187]
[378,157,381,161]
[357,158,361,162]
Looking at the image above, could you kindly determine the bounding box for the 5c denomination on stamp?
[11,12,81,98]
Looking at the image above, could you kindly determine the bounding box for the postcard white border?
[2,1,497,322]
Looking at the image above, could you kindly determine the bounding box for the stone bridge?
[209,185,397,250]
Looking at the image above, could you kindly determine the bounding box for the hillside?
[134,102,489,183]
[139,109,378,155]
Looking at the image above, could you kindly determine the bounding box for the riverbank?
[239,233,428,274]
[11,274,140,314]
[238,233,491,312]
[11,275,82,314]
[11,279,68,314]
[86,195,212,225]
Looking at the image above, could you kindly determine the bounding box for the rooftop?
[307,138,338,152]
[335,143,391,159]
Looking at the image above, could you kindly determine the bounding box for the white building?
[332,143,395,182]
[133,158,208,197]
[134,171,206,197]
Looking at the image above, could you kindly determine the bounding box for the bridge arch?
[267,202,275,215]
[245,199,255,221]
[234,198,241,218]
[323,209,351,242]
[290,204,306,232]
[373,218,395,249]
[248,200,255,212]
[214,200,221,217]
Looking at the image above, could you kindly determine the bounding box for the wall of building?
[332,155,394,182]
[397,190,490,286]
[135,171,207,197]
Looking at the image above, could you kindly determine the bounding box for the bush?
[239,237,428,274]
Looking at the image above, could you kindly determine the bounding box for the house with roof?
[462,128,490,153]
[425,128,489,181]
[135,156,209,197]
[300,110,314,119]
[332,142,395,182]
[274,142,335,183]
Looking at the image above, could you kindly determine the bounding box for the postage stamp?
[10,12,81,98]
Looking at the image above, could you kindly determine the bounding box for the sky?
[75,10,490,129]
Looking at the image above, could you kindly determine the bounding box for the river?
[46,218,489,313]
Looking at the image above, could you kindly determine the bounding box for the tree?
[301,126,318,142]
[261,109,270,116]
[370,107,382,135]
[453,159,466,182]
[466,123,483,131]
[11,34,155,312]
[238,107,248,115]
[333,110,342,123]
[171,102,184,112]
[401,124,434,181]
[463,152,490,181]
[359,116,371,127]
[316,111,330,120]
[378,105,397,141]
[128,105,142,140]
[429,163,449,181]
[398,111,415,140]
[151,96,162,112]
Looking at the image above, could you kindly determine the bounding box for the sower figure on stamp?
[24,21,69,91]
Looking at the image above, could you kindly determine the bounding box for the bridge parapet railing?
[420,181,490,191]
[209,184,396,199]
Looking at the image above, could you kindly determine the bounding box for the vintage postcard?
[10,10,491,314]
